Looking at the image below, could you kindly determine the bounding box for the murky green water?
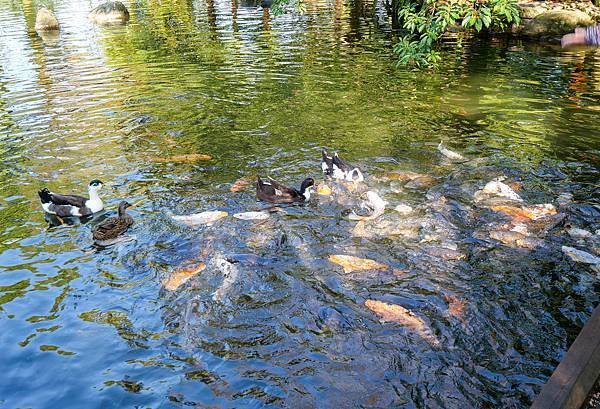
[1,0,599,407]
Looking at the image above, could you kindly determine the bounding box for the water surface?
[0,0,599,407]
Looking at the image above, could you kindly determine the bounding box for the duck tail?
[38,188,52,204]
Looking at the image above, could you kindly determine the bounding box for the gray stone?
[89,1,130,25]
[35,8,59,31]
[519,4,547,20]
[521,10,594,37]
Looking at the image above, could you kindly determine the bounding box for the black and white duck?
[92,201,134,242]
[38,179,104,217]
[256,176,314,204]
[321,150,364,182]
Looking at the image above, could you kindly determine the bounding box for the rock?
[521,10,594,38]
[518,3,548,20]
[35,8,59,31]
[89,1,130,25]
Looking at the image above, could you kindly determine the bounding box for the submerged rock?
[35,8,59,31]
[522,10,594,37]
[89,1,130,25]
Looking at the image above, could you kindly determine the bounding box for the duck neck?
[118,205,127,218]
[88,188,101,202]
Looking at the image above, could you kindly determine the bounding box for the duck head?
[117,201,132,216]
[88,179,104,192]
[88,179,104,199]
[300,178,315,201]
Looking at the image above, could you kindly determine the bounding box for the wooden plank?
[532,304,600,409]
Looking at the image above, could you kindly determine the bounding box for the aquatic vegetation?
[151,153,213,163]
[393,0,521,67]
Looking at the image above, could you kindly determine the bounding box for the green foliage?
[393,0,521,67]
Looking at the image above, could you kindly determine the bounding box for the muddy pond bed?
[1,0,600,407]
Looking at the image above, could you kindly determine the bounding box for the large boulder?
[521,10,594,37]
[35,8,59,31]
[518,3,548,20]
[88,1,130,25]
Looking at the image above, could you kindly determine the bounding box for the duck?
[321,150,334,177]
[321,150,364,182]
[38,179,104,217]
[92,201,134,242]
[256,176,314,204]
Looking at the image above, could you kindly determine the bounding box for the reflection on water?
[0,0,599,407]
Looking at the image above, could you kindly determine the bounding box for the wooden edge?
[532,304,600,409]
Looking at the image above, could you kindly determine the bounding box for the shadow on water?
[0,0,599,407]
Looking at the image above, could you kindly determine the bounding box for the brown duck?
[93,201,134,242]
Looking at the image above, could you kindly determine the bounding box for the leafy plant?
[393,0,520,67]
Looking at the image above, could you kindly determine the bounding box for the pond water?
[1,0,599,407]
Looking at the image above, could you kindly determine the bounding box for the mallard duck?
[256,176,314,204]
[38,179,104,217]
[92,201,134,241]
[321,150,364,182]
